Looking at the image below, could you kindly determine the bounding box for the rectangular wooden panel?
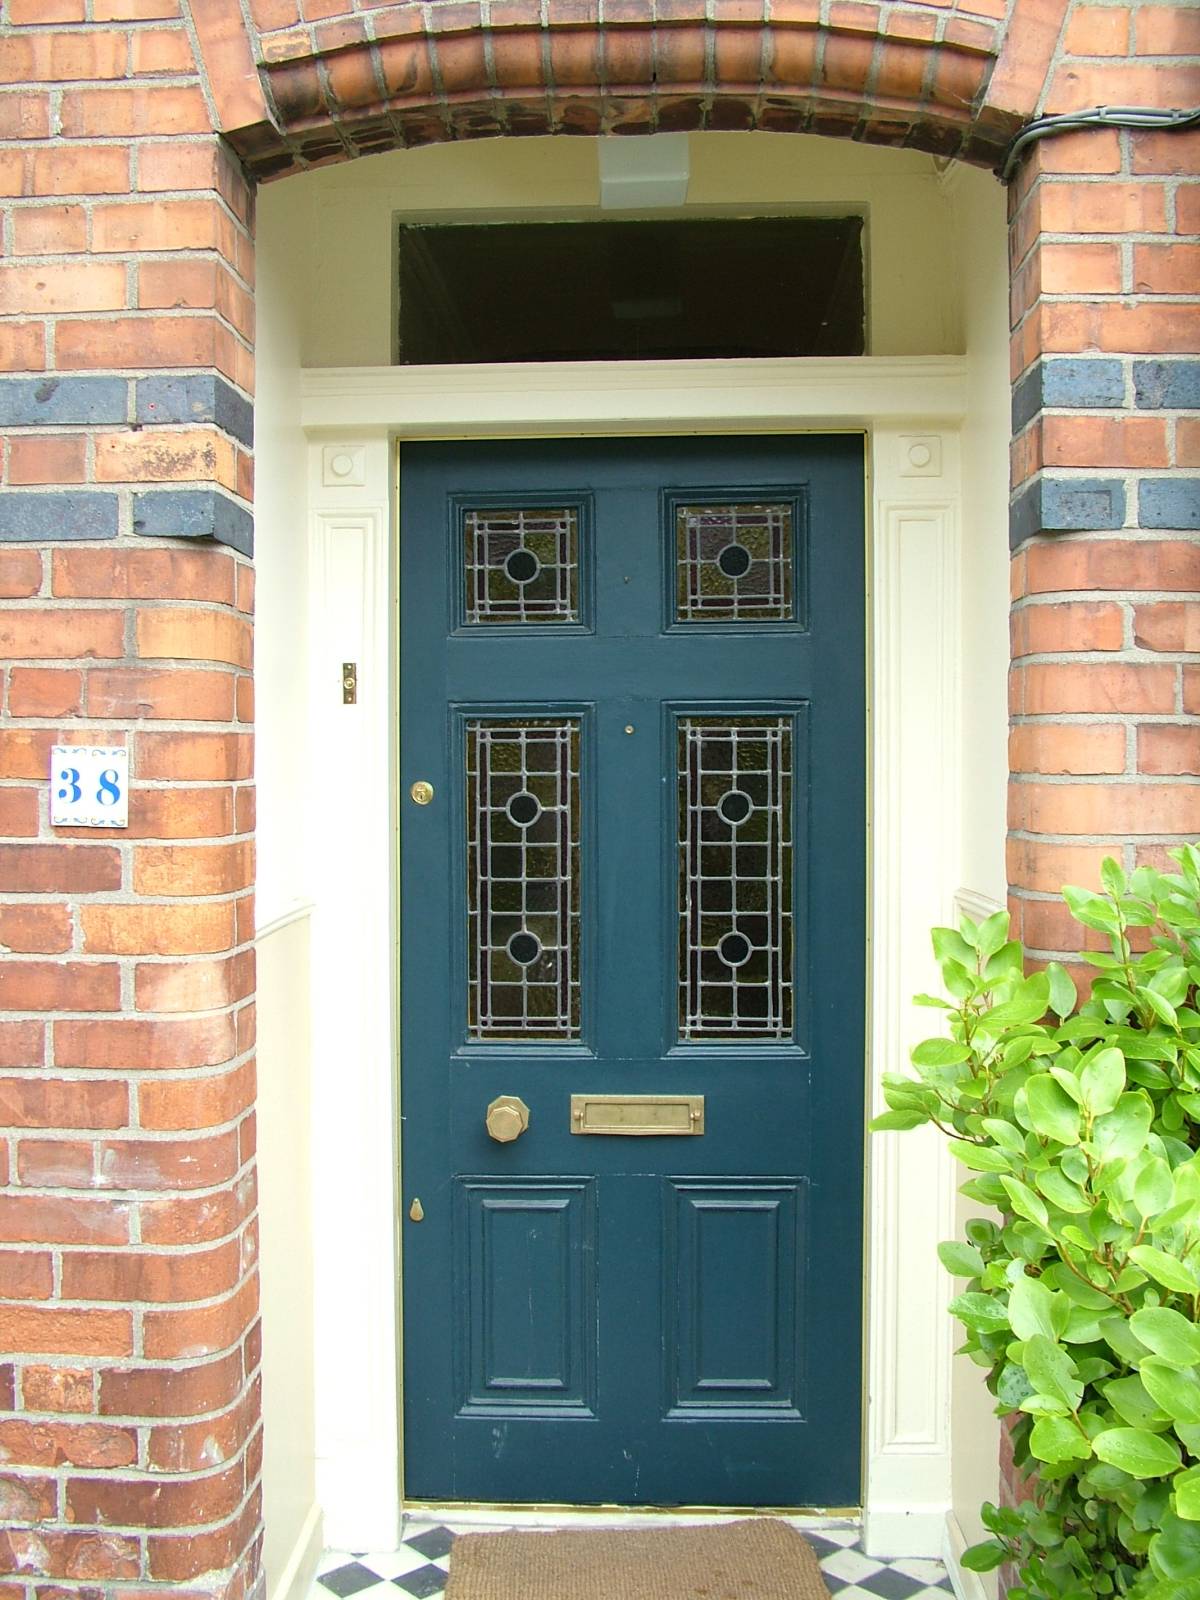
[665,1180,806,1417]
[456,1179,596,1415]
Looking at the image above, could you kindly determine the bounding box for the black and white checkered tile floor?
[313,1519,956,1600]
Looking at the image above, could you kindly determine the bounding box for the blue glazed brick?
[214,381,253,449]
[1042,478,1126,532]
[0,492,119,542]
[136,375,253,446]
[1009,476,1127,549]
[0,376,127,427]
[1041,359,1125,409]
[132,490,253,556]
[1011,364,1043,434]
[1134,362,1200,410]
[1139,478,1200,530]
[1009,481,1041,548]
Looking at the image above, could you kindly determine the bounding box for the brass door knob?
[486,1095,530,1143]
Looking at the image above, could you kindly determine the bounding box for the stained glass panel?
[678,717,792,1041]
[467,719,581,1040]
[464,507,579,625]
[675,502,793,623]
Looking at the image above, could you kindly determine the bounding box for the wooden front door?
[399,435,865,1506]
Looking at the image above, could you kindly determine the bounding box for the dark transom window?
[396,218,865,364]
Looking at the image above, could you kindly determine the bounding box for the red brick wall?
[0,5,261,1597]
[0,0,1196,1595]
[1001,0,1199,1550]
[1006,3,1200,988]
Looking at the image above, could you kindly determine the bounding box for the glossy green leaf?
[1091,1092,1153,1164]
[1140,1359,1200,1427]
[932,926,975,967]
[911,1037,971,1067]
[982,1118,1026,1154]
[1001,1176,1050,1231]
[1024,1073,1081,1144]
[1079,1048,1127,1118]
[870,1109,931,1132]
[1138,986,1179,1028]
[985,941,1024,982]
[977,972,1052,1031]
[949,1139,1011,1172]
[937,1240,985,1278]
[1101,859,1127,899]
[1064,885,1120,933]
[1134,1156,1175,1219]
[1174,1464,1200,1522]
[1029,1415,1093,1465]
[976,910,1011,963]
[1102,1374,1170,1432]
[1151,1512,1200,1580]
[1129,1247,1200,1298]
[1047,961,1078,1021]
[1008,1274,1058,1341]
[1093,1427,1182,1479]
[1024,1335,1084,1412]
[1049,1066,1084,1104]
[948,1292,1011,1334]
[997,1362,1036,1408]
[1140,1580,1200,1600]
[1131,1309,1200,1368]
[1061,1304,1107,1345]
[960,1540,1009,1572]
[1035,1168,1090,1214]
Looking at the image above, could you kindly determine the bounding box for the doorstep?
[312,1517,956,1600]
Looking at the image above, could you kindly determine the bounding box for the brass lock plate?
[570,1094,704,1136]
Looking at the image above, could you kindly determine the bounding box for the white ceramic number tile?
[50,745,128,828]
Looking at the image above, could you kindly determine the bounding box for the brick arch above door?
[190,0,1070,180]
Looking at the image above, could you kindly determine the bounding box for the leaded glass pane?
[675,503,793,623]
[464,508,579,625]
[467,719,581,1040]
[678,717,792,1041]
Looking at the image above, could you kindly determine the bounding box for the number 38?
[57,768,121,806]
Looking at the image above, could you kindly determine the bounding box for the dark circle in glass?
[718,931,752,967]
[506,791,542,827]
[717,542,752,579]
[717,789,753,825]
[508,930,541,966]
[504,548,540,584]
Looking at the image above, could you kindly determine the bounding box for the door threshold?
[402,1502,861,1530]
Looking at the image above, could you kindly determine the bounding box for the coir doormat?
[443,1517,830,1600]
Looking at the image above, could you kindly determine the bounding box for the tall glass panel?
[466,718,581,1040]
[678,716,793,1041]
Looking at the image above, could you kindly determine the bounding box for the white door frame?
[301,355,967,1559]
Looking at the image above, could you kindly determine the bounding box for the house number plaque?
[50,745,128,829]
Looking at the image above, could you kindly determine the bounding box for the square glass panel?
[467,718,581,1040]
[675,502,794,624]
[464,507,579,626]
[678,716,792,1042]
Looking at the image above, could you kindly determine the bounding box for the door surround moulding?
[300,356,967,437]
[301,357,966,1557]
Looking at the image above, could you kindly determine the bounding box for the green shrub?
[874,846,1200,1600]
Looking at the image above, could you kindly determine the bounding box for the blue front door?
[400,436,865,1507]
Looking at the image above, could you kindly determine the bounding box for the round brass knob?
[486,1095,530,1143]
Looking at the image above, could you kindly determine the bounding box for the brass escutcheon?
[410,780,434,806]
